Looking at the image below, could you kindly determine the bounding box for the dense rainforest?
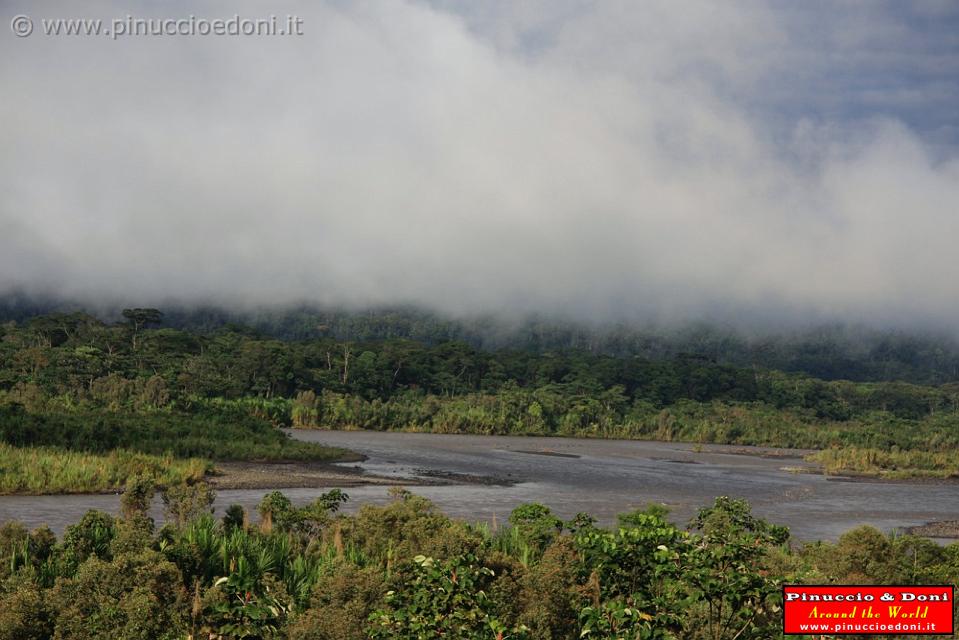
[1,308,959,492]
[3,296,959,384]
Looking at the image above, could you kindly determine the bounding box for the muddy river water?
[2,430,956,541]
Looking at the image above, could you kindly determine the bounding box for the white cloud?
[1,0,957,328]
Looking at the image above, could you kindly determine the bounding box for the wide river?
[2,430,956,542]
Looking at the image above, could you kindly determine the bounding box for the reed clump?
[0,443,210,494]
[808,446,959,479]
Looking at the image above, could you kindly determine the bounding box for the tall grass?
[808,446,959,479]
[470,522,536,566]
[0,443,210,494]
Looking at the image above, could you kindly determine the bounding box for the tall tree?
[121,308,163,351]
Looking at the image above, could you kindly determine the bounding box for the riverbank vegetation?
[0,406,353,494]
[808,446,959,479]
[1,310,958,486]
[0,444,209,494]
[0,405,349,463]
[1,486,956,639]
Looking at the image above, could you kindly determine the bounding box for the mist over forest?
[2,1,958,330]
[3,292,959,385]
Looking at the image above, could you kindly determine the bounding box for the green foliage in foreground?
[0,444,209,494]
[1,489,958,639]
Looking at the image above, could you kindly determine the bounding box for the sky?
[1,0,958,329]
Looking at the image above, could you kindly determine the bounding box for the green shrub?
[368,554,529,639]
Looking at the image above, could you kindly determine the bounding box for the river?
[1,430,955,542]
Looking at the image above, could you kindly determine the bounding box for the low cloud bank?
[1,1,957,330]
